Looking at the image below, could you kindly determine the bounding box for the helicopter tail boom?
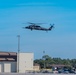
[48,25,54,30]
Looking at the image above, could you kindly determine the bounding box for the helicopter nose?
[25,27,28,28]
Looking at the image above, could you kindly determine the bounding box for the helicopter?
[23,22,54,31]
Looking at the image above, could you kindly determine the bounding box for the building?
[33,63,40,72]
[18,53,33,73]
[0,52,34,73]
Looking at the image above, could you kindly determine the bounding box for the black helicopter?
[23,22,54,31]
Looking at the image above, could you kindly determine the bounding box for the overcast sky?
[0,0,76,59]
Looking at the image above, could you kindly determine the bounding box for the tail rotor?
[50,23,55,28]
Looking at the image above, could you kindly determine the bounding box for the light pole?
[17,35,20,73]
[43,51,46,69]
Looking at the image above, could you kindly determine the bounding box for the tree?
[34,59,44,68]
[34,55,76,69]
[53,58,62,64]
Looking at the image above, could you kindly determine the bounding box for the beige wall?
[33,66,40,71]
[18,53,34,73]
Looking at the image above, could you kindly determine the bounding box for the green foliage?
[34,55,76,69]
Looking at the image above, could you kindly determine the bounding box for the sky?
[0,0,76,59]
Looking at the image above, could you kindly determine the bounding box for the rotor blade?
[50,23,54,26]
[35,23,46,25]
[27,22,46,25]
[52,24,55,28]
[23,22,46,25]
[27,22,35,24]
[22,22,35,24]
[52,24,54,26]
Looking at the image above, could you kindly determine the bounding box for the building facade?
[18,53,34,73]
[0,52,34,73]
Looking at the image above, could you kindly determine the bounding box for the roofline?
[0,51,17,53]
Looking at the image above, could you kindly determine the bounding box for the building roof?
[0,52,17,56]
[50,64,70,68]
[0,58,6,61]
[0,52,17,62]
